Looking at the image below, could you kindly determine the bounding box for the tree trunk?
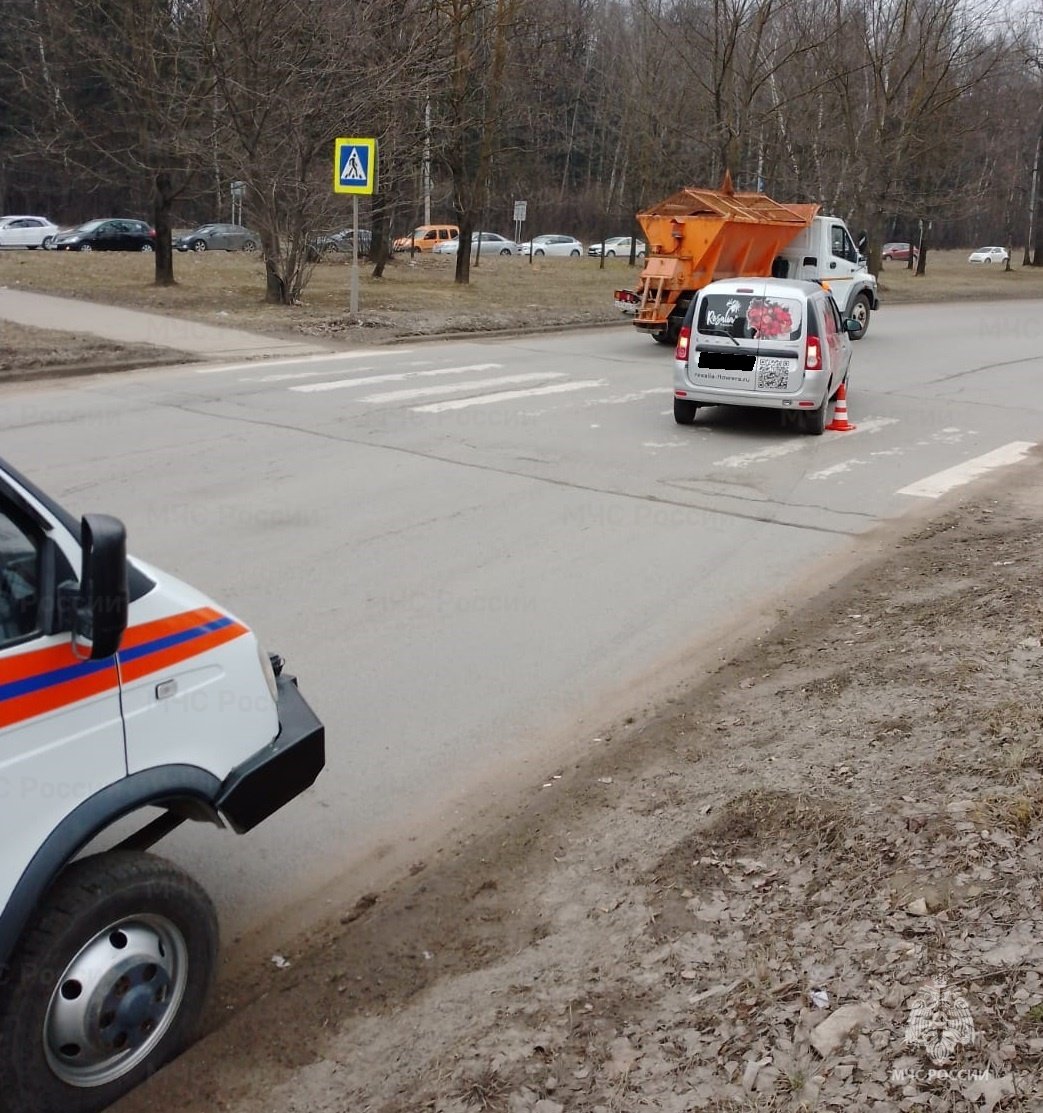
[915,223,929,276]
[153,169,176,286]
[370,189,390,279]
[264,255,287,303]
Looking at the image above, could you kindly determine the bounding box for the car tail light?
[805,335,822,371]
[675,325,691,362]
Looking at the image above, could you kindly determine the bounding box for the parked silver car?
[673,278,857,435]
[432,232,518,256]
[519,234,583,257]
[175,224,259,252]
[587,236,645,259]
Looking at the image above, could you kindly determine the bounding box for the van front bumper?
[215,673,326,833]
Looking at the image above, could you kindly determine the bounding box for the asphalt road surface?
[2,299,1040,947]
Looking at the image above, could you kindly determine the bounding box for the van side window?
[0,506,40,646]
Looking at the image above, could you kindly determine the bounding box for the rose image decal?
[748,299,794,339]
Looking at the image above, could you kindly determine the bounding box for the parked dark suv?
[51,219,156,252]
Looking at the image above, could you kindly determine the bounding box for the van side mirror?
[843,318,861,335]
[73,514,128,660]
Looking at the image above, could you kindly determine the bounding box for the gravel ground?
[114,460,1043,1113]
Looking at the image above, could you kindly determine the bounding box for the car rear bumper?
[674,368,829,411]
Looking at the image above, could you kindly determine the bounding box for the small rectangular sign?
[334,138,377,195]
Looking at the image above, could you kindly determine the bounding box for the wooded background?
[1,0,1040,300]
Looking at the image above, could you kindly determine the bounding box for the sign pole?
[333,136,378,313]
[351,195,359,315]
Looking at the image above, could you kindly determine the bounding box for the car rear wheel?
[191,240,207,252]
[42,237,53,249]
[534,249,545,257]
[674,398,699,425]
[140,244,154,253]
[570,249,580,257]
[0,852,217,1113]
[242,241,257,252]
[801,400,828,435]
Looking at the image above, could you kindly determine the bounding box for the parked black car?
[51,219,156,252]
[307,228,372,261]
[175,223,260,252]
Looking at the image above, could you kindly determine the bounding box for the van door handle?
[830,262,837,268]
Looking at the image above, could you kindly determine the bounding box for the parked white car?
[967,246,1009,264]
[587,236,646,259]
[519,234,583,257]
[0,215,59,249]
[433,232,518,256]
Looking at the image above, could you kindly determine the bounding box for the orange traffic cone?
[826,382,856,432]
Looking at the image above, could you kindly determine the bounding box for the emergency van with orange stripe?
[0,457,325,1113]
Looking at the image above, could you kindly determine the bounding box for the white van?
[673,278,858,434]
[0,457,324,1113]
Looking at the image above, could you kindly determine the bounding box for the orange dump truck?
[614,177,878,345]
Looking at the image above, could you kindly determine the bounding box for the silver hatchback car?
[673,278,858,435]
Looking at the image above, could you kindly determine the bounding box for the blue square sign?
[334,138,377,195]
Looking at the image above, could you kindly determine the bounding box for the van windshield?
[698,294,803,342]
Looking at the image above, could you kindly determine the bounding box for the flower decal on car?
[748,299,794,339]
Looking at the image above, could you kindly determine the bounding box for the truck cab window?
[831,225,857,262]
[0,509,40,646]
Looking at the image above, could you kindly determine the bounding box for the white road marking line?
[897,441,1036,498]
[586,388,672,406]
[365,372,557,404]
[714,441,807,469]
[291,363,502,394]
[713,416,899,469]
[808,459,868,479]
[195,349,412,375]
[643,441,688,449]
[248,368,374,383]
[414,379,606,413]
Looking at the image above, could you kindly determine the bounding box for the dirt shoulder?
[0,320,190,381]
[116,460,1043,1113]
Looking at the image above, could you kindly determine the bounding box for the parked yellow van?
[392,224,460,252]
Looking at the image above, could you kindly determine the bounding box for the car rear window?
[697,293,804,342]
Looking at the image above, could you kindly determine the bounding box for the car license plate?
[754,356,793,391]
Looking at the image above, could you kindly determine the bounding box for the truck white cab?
[774,217,878,339]
[0,456,325,1113]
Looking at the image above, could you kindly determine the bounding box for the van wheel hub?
[44,917,187,1087]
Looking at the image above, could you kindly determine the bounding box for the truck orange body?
[615,175,877,344]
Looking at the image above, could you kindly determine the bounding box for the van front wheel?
[0,851,218,1113]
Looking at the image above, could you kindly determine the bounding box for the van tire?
[0,852,217,1113]
[848,293,871,340]
[674,398,699,425]
[801,400,827,435]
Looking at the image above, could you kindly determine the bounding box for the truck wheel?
[848,293,871,340]
[674,398,699,425]
[0,852,217,1113]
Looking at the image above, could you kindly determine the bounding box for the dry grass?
[0,249,633,339]
[2,248,1043,343]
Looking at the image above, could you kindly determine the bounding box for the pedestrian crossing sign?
[334,137,377,195]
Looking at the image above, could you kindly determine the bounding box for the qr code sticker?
[757,366,789,390]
